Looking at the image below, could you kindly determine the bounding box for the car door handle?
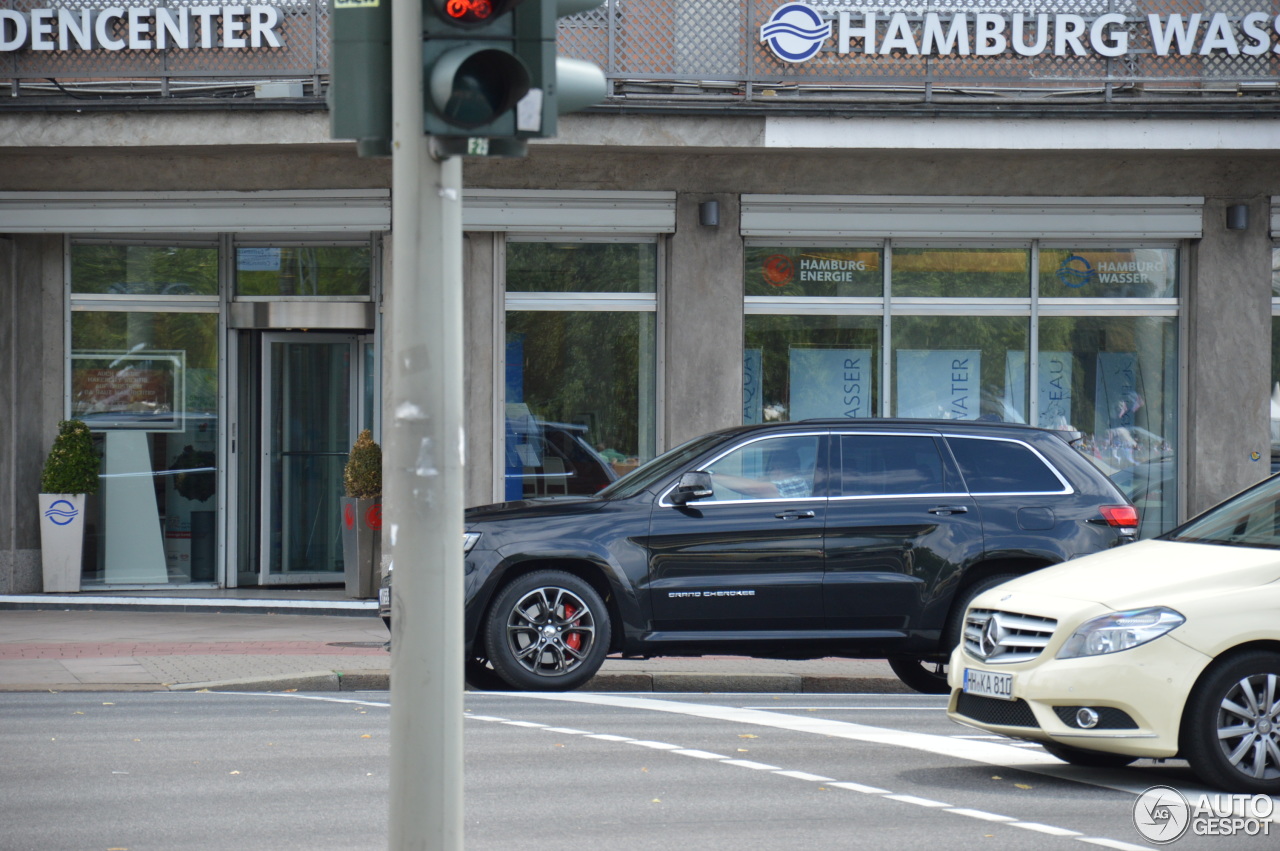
[775,510,816,519]
[928,505,969,516]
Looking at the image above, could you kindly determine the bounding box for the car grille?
[964,608,1057,663]
[955,692,1040,728]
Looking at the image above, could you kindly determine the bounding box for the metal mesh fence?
[2,0,1276,101]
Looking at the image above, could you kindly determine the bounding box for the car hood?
[985,539,1280,612]
[465,497,606,526]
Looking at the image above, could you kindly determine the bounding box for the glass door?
[259,333,359,584]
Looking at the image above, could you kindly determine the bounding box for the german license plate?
[963,668,1014,701]
[378,587,390,608]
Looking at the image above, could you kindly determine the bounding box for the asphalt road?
[3,690,1276,850]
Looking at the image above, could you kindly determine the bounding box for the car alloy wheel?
[483,569,610,691]
[1185,650,1280,793]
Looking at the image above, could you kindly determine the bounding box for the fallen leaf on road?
[360,734,372,739]
[1014,783,1032,790]
[739,734,758,739]
[229,771,241,775]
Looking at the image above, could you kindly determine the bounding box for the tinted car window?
[837,434,950,497]
[947,437,1066,494]
[1167,475,1280,549]
[703,434,820,501]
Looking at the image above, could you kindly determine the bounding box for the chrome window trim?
[656,430,828,508]
[941,433,1075,495]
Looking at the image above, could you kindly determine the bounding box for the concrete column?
[2,235,64,593]
[1184,198,1272,517]
[463,232,497,506]
[664,193,744,449]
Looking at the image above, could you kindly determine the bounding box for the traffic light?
[423,0,532,139]
[424,0,607,146]
[328,0,393,157]
[513,0,607,140]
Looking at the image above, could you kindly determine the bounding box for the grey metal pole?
[387,0,464,846]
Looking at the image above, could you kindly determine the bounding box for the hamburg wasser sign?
[761,1,1280,62]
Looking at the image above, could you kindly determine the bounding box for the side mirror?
[670,471,714,505]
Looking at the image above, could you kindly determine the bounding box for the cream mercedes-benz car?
[947,472,1280,794]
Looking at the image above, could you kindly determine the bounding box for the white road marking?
[945,808,1017,822]
[884,794,951,808]
[721,759,781,770]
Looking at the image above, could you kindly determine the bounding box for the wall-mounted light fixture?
[699,200,720,227]
[1226,204,1249,231]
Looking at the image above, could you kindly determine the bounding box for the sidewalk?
[0,605,911,694]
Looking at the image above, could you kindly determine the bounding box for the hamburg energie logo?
[760,3,832,63]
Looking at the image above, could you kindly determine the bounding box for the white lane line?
[466,715,507,722]
[945,808,1017,822]
[504,691,1191,799]
[541,727,590,735]
[884,794,951,808]
[1076,831,1153,849]
[829,781,890,794]
[1011,822,1083,837]
[774,770,836,782]
[671,749,728,760]
[471,712,1139,847]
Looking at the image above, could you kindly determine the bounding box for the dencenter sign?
[761,1,1280,62]
[0,6,285,52]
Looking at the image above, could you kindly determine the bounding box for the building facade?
[1,0,1278,593]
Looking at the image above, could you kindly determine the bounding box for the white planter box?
[39,493,86,593]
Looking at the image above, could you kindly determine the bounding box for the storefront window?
[743,241,1180,536]
[743,246,881,298]
[235,245,371,297]
[893,247,1030,298]
[505,240,658,500]
[1040,316,1178,537]
[743,315,881,422]
[1270,246,1280,457]
[891,316,1029,421]
[1039,248,1178,299]
[71,309,220,585]
[72,244,217,296]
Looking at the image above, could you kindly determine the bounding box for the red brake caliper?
[563,604,582,652]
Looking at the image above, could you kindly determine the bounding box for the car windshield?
[596,431,729,500]
[1165,475,1280,549]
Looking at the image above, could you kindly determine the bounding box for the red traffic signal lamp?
[424,0,531,138]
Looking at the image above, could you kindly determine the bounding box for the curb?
[146,670,914,694]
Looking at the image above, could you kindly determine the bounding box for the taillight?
[1099,504,1139,528]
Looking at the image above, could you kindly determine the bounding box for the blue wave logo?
[1056,254,1095,289]
[760,3,831,63]
[44,499,79,526]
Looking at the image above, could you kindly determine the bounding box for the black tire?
[1182,650,1280,794]
[887,656,951,694]
[482,570,611,691]
[1041,742,1138,768]
[889,572,1021,695]
[464,655,511,691]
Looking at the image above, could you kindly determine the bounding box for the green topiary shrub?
[40,419,101,495]
[344,429,382,499]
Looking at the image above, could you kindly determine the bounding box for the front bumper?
[946,634,1212,759]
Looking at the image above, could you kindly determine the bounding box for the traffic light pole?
[386,0,465,846]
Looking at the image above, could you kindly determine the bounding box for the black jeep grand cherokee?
[387,419,1138,693]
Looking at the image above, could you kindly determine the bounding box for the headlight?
[463,532,480,554]
[1056,606,1185,659]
